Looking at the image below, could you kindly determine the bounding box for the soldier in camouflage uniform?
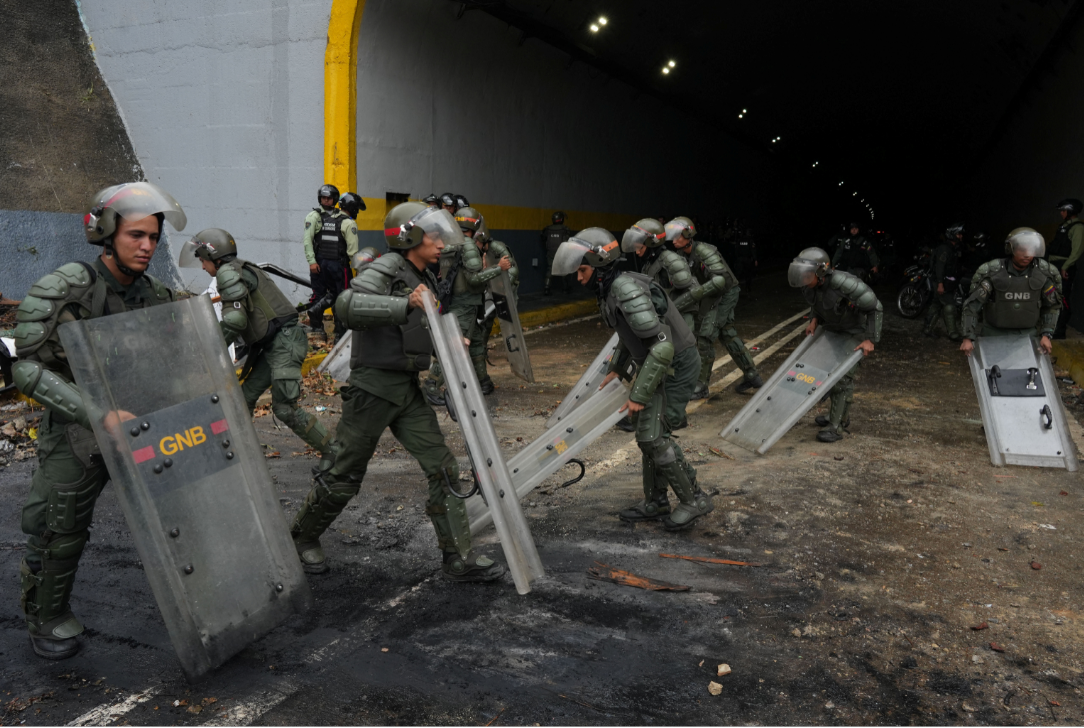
[541,211,574,295]
[788,248,882,443]
[552,228,713,530]
[961,227,1062,357]
[290,203,505,582]
[667,216,762,398]
[423,207,510,402]
[179,228,330,454]
[11,183,186,659]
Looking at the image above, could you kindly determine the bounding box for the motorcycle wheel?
[897,284,930,319]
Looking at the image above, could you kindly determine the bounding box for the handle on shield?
[1040,405,1053,430]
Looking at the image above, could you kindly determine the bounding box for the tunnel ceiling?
[465,0,1080,223]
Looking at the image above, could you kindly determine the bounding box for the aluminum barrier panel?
[546,333,620,429]
[468,377,628,534]
[720,328,864,454]
[968,335,1078,470]
[316,334,352,382]
[58,296,311,682]
[422,296,544,594]
[489,270,534,383]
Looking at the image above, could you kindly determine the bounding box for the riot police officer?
[302,184,359,341]
[668,216,762,398]
[541,211,574,295]
[179,229,331,455]
[290,202,505,582]
[440,193,457,215]
[423,194,440,208]
[924,223,964,340]
[788,248,882,443]
[830,223,879,280]
[12,182,186,659]
[1048,198,1083,338]
[423,207,509,402]
[961,228,1062,356]
[477,221,519,359]
[338,192,366,221]
[552,229,713,529]
[620,218,700,331]
[728,219,758,297]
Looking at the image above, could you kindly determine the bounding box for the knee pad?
[271,401,302,426]
[641,437,676,465]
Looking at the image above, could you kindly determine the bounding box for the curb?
[1052,340,1084,388]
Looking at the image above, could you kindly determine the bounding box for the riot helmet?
[384,202,463,251]
[970,231,988,248]
[621,218,667,253]
[84,182,187,245]
[440,192,456,210]
[474,219,491,246]
[318,184,340,208]
[352,246,380,270]
[423,194,440,208]
[454,206,483,234]
[454,194,470,211]
[338,192,366,219]
[552,211,566,225]
[551,227,620,276]
[788,247,831,288]
[1056,198,1083,216]
[848,222,861,233]
[664,216,696,241]
[1005,227,1045,258]
[945,222,965,239]
[178,228,237,268]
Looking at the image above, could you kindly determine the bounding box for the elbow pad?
[220,303,248,344]
[629,341,675,404]
[336,290,410,330]
[13,360,91,429]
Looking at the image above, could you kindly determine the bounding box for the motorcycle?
[896,257,934,318]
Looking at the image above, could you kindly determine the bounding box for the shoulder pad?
[15,293,56,323]
[367,254,402,277]
[1036,258,1056,275]
[460,241,483,270]
[353,258,397,294]
[975,259,996,278]
[27,271,76,300]
[13,320,49,352]
[694,242,721,260]
[216,263,248,302]
[489,240,509,256]
[828,270,860,294]
[55,262,94,286]
[612,277,656,330]
[659,251,694,288]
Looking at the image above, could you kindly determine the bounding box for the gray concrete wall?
[0,210,181,299]
[967,15,1084,242]
[76,0,333,297]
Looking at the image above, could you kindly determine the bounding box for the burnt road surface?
[2,272,1084,726]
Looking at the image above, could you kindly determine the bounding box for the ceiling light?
[598,16,608,25]
[742,109,747,113]
[590,23,599,32]
[662,67,670,74]
[852,192,857,196]
[738,114,743,118]
[668,60,676,68]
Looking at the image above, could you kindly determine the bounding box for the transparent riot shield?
[468,377,628,534]
[968,335,1078,470]
[317,334,352,382]
[489,270,534,383]
[58,296,311,681]
[720,328,864,454]
[547,333,620,429]
[422,296,544,594]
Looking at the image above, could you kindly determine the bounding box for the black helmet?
[338,193,365,219]
[1056,198,1083,216]
[971,230,988,245]
[945,222,965,238]
[848,221,861,231]
[423,193,440,207]
[552,211,566,224]
[454,194,470,211]
[440,193,456,208]
[318,184,340,207]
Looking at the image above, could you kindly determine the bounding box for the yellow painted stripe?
[1052,340,1084,388]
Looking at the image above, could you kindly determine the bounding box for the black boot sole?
[30,635,80,660]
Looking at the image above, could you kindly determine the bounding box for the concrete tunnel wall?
[19,0,779,300]
[966,12,1084,244]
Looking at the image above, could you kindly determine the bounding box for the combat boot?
[614,415,636,432]
[478,376,495,395]
[689,382,710,400]
[21,538,86,660]
[735,373,764,394]
[441,550,506,582]
[620,454,670,521]
[816,426,843,443]
[291,468,360,574]
[815,414,849,429]
[423,378,446,407]
[656,449,713,531]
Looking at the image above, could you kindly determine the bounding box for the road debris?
[707,681,723,696]
[586,562,690,591]
[717,663,731,676]
[659,553,762,567]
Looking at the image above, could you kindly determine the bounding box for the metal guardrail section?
[467,377,628,535]
[545,333,620,429]
[422,296,545,594]
[720,328,864,454]
[316,335,351,381]
[968,335,1078,471]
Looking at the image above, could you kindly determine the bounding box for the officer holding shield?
[179,229,331,455]
[290,203,505,582]
[11,183,185,659]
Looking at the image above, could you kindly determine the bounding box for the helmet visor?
[104,182,187,231]
[411,207,464,250]
[177,240,207,269]
[1009,231,1045,257]
[621,226,650,253]
[551,240,595,276]
[664,219,692,241]
[352,250,377,269]
[788,260,818,288]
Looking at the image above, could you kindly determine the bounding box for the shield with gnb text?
[59,295,310,681]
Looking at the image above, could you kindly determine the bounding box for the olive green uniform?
[962,257,1062,339]
[480,239,519,353]
[216,258,329,453]
[1047,217,1083,336]
[925,239,962,339]
[13,259,173,644]
[290,253,486,575]
[681,241,759,387]
[425,239,503,394]
[801,270,883,433]
[642,248,699,331]
[603,272,711,528]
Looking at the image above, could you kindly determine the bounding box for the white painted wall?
[78,0,332,296]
